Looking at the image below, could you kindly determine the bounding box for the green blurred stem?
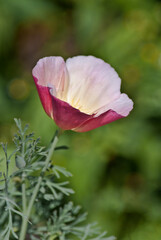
[22,173,27,213]
[19,129,61,240]
[22,139,27,214]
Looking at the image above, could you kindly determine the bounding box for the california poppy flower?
[32,56,133,132]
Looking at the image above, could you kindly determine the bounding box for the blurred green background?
[0,0,161,239]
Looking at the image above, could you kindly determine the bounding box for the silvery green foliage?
[0,119,115,240]
[29,202,115,240]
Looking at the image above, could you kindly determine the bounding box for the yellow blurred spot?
[124,9,158,40]
[8,78,30,100]
[122,64,140,84]
[13,177,22,183]
[141,43,160,64]
[124,10,150,33]
[0,124,13,143]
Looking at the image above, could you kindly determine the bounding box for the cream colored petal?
[66,56,121,115]
[95,93,133,117]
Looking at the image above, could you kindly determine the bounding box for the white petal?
[95,93,133,117]
[66,56,121,114]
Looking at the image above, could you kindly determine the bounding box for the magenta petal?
[33,77,53,118]
[74,110,123,132]
[34,76,93,130]
[50,93,93,130]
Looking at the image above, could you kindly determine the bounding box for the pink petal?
[49,91,93,130]
[33,77,53,118]
[66,56,121,114]
[74,110,123,132]
[32,57,69,117]
[32,56,68,89]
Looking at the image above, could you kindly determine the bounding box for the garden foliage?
[0,119,114,240]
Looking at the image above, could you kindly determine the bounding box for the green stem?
[22,173,26,213]
[21,137,27,214]
[19,129,61,240]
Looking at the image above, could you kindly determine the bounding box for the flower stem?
[19,129,61,240]
[22,141,26,213]
[22,173,27,213]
